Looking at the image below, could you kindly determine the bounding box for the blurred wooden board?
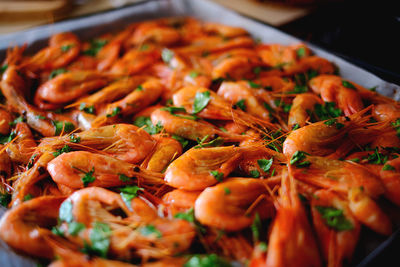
[0,0,145,35]
[211,0,313,26]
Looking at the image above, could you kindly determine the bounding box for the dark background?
[277,1,400,266]
[278,0,400,86]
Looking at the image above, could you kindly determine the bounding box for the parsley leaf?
[161,106,199,120]
[290,151,311,168]
[61,44,74,52]
[248,81,262,88]
[59,200,74,223]
[313,102,342,121]
[0,64,8,74]
[324,118,344,129]
[194,136,224,149]
[193,91,211,114]
[49,68,68,80]
[0,192,11,207]
[76,167,95,187]
[53,120,75,135]
[250,169,260,178]
[172,134,189,148]
[106,107,121,117]
[315,206,354,231]
[0,130,17,144]
[174,208,195,223]
[82,39,108,57]
[70,134,81,143]
[52,145,71,157]
[296,47,306,58]
[210,170,224,182]
[367,148,388,165]
[235,99,246,111]
[184,254,232,267]
[342,80,357,90]
[251,213,262,242]
[8,116,25,126]
[79,103,95,114]
[257,158,273,172]
[189,71,199,78]
[224,187,231,195]
[133,116,163,135]
[161,48,174,63]
[119,185,143,209]
[383,164,396,171]
[139,224,162,238]
[83,222,111,258]
[68,222,85,236]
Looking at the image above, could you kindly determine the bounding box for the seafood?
[1,16,400,267]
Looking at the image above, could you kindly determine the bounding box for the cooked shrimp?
[290,155,385,198]
[6,122,37,164]
[110,48,160,75]
[1,66,77,136]
[162,189,200,216]
[379,157,400,206]
[348,187,392,235]
[217,81,271,121]
[0,144,12,193]
[35,71,110,105]
[129,21,181,46]
[288,93,322,128]
[165,146,243,190]
[23,32,80,73]
[172,86,276,130]
[309,75,363,116]
[372,103,400,122]
[0,196,65,258]
[311,190,360,267]
[0,108,13,135]
[203,22,248,38]
[195,178,275,231]
[47,151,164,189]
[150,107,245,142]
[285,56,336,75]
[141,134,182,173]
[265,171,321,267]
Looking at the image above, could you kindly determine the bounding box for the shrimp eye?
[345,116,350,121]
[133,166,141,172]
[37,166,46,174]
[232,104,238,110]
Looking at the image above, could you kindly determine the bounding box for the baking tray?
[1,0,400,266]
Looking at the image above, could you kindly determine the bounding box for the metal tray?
[1,0,399,266]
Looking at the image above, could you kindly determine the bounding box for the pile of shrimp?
[0,16,400,267]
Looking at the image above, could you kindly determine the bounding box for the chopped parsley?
[82,222,111,258]
[290,151,311,168]
[133,116,163,135]
[73,167,96,187]
[174,208,195,223]
[119,185,143,209]
[0,64,8,74]
[172,134,189,148]
[224,187,231,195]
[382,164,396,171]
[251,213,262,242]
[0,192,11,207]
[257,158,273,173]
[61,44,74,52]
[8,116,25,126]
[49,68,68,80]
[79,103,95,114]
[342,80,357,90]
[296,47,306,58]
[0,130,17,144]
[161,106,199,121]
[139,44,149,51]
[136,85,143,91]
[82,39,108,57]
[235,99,246,111]
[313,102,342,121]
[52,145,71,157]
[70,134,81,143]
[53,120,75,135]
[194,136,224,149]
[189,71,199,78]
[315,206,354,231]
[106,107,121,118]
[250,169,260,178]
[184,254,232,267]
[210,170,224,182]
[324,118,344,129]
[193,91,211,114]
[248,81,262,88]
[68,221,85,236]
[274,99,291,113]
[23,194,33,201]
[161,48,174,63]
[367,148,388,165]
[286,84,308,94]
[59,200,74,223]
[139,224,162,238]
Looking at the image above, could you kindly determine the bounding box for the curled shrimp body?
[172,86,276,130]
[129,22,181,46]
[379,157,400,206]
[309,75,363,116]
[290,155,385,199]
[288,93,322,128]
[162,189,201,216]
[6,122,37,164]
[150,108,244,142]
[203,22,248,38]
[195,178,275,231]
[165,146,243,190]
[1,66,77,136]
[372,103,400,122]
[311,190,360,267]
[0,144,12,191]
[74,76,148,107]
[23,32,80,72]
[212,55,262,80]
[256,44,305,68]
[110,48,160,75]
[217,81,271,121]
[265,172,321,267]
[0,196,65,258]
[47,151,164,189]
[0,108,13,135]
[284,56,336,75]
[348,187,392,235]
[105,78,164,117]
[35,71,109,105]
[141,134,182,173]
